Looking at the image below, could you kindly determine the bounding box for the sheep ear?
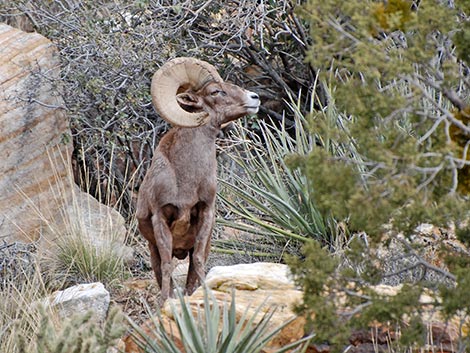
[176,92,203,111]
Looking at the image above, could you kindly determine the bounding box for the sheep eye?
[211,90,226,97]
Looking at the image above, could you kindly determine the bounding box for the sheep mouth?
[245,106,260,113]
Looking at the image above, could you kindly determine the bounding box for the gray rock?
[44,282,110,321]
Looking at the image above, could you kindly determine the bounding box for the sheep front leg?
[137,216,165,291]
[148,243,163,289]
[186,205,214,295]
[152,213,173,303]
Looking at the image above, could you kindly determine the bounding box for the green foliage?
[287,240,461,351]
[372,0,415,33]
[440,268,470,315]
[129,287,313,353]
[288,241,343,345]
[454,1,470,65]
[294,0,470,239]
[454,21,470,66]
[285,1,470,350]
[27,306,124,353]
[0,267,125,353]
[450,106,470,194]
[455,226,470,247]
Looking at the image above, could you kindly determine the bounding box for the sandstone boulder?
[0,23,70,243]
[0,23,129,257]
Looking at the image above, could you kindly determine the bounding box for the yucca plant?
[217,88,358,257]
[129,286,313,353]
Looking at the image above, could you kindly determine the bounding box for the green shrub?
[24,306,124,353]
[288,238,470,353]
[295,0,470,238]
[0,267,125,353]
[286,0,470,351]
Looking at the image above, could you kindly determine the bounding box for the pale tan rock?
[0,23,71,242]
[47,185,132,263]
[0,24,129,256]
[204,262,296,291]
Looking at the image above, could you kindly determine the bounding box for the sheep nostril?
[251,93,260,100]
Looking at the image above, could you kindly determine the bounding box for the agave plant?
[217,89,356,258]
[129,287,313,353]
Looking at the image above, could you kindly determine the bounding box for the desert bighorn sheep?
[136,57,260,302]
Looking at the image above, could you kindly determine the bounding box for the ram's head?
[151,57,260,127]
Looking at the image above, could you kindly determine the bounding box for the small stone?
[44,282,110,321]
[415,223,436,236]
[205,262,296,291]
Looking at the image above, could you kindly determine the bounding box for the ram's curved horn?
[151,57,223,127]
